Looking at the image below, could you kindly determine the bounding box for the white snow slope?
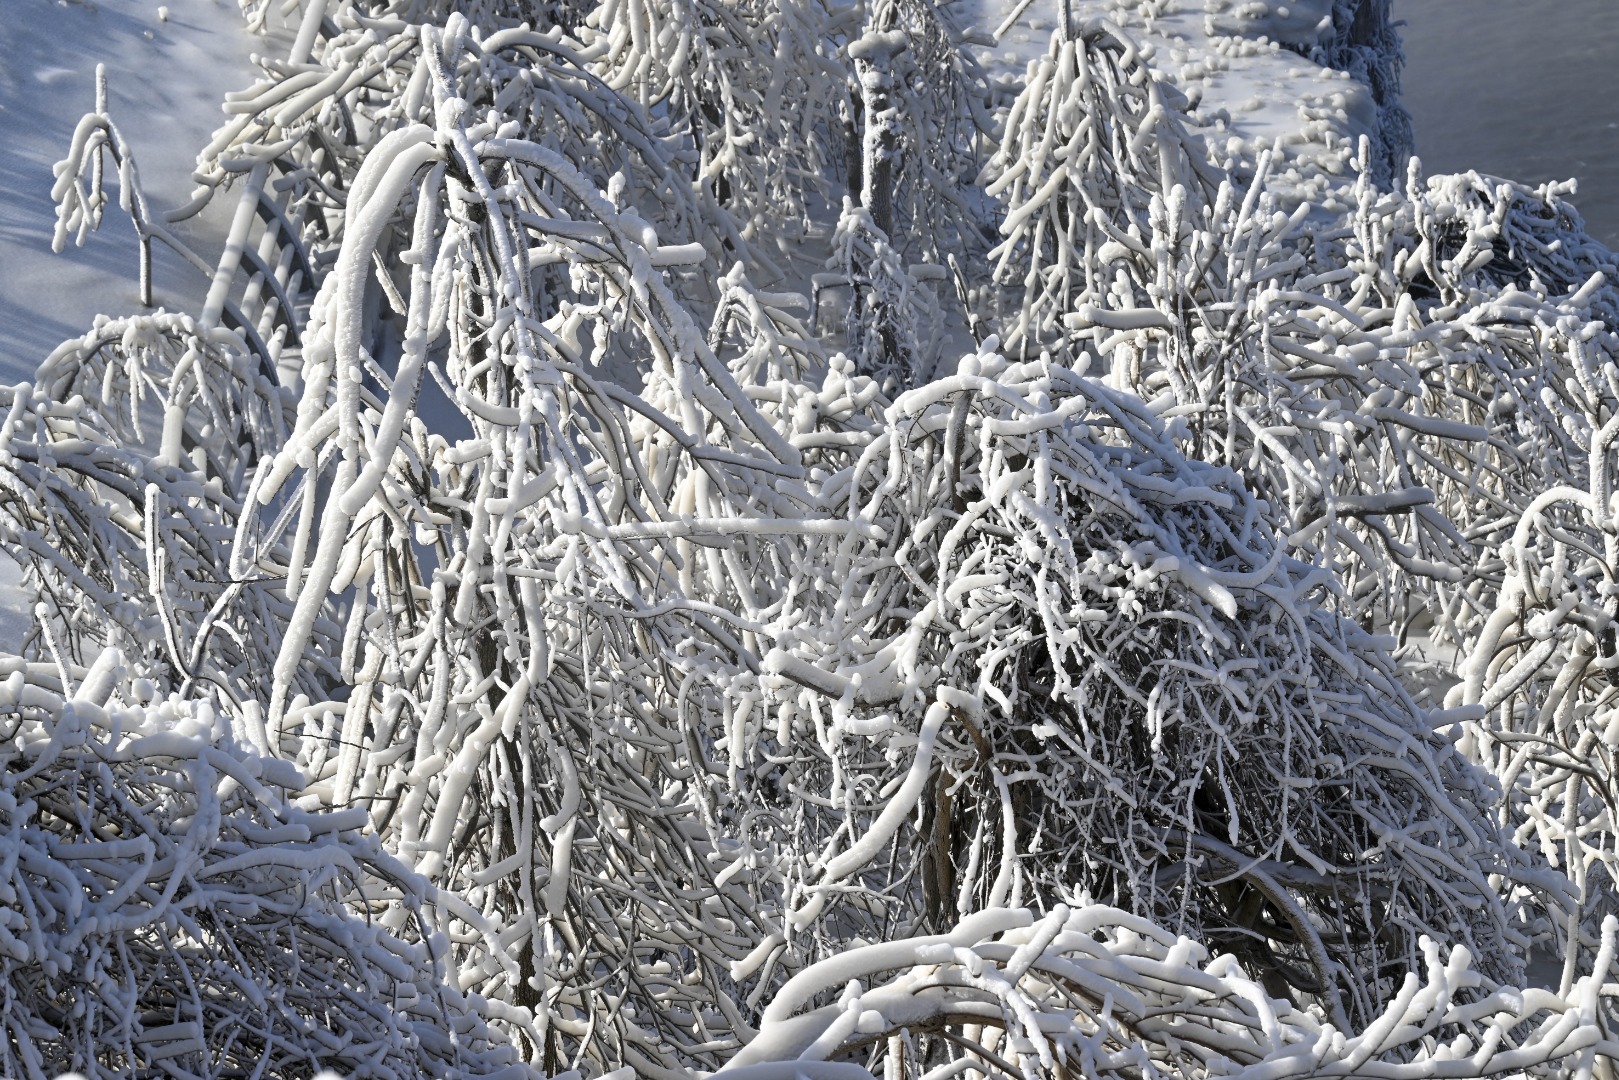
[0,0,256,380]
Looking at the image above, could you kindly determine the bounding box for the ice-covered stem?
[51,65,213,308]
[846,18,911,378]
[850,21,907,239]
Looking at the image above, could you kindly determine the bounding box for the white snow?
[0,0,257,382]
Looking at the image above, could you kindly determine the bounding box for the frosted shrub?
[0,651,518,1079]
[758,350,1528,1028]
[0,314,301,699]
[983,17,1218,362]
[575,0,848,257]
[6,0,1619,1074]
[1438,262,1619,976]
[986,34,1619,963]
[207,19,839,1069]
[984,20,1619,986]
[989,54,1601,654]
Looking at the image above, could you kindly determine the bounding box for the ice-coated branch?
[733,906,1619,1080]
[51,66,214,307]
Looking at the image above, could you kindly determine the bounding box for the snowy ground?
[0,0,255,381]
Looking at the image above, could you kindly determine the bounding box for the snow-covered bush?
[9,0,1619,1074]
[983,17,1218,362]
[1431,239,1619,976]
[0,313,299,696]
[758,350,1529,1027]
[983,30,1619,966]
[0,651,519,1079]
[573,0,849,256]
[986,56,1605,658]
